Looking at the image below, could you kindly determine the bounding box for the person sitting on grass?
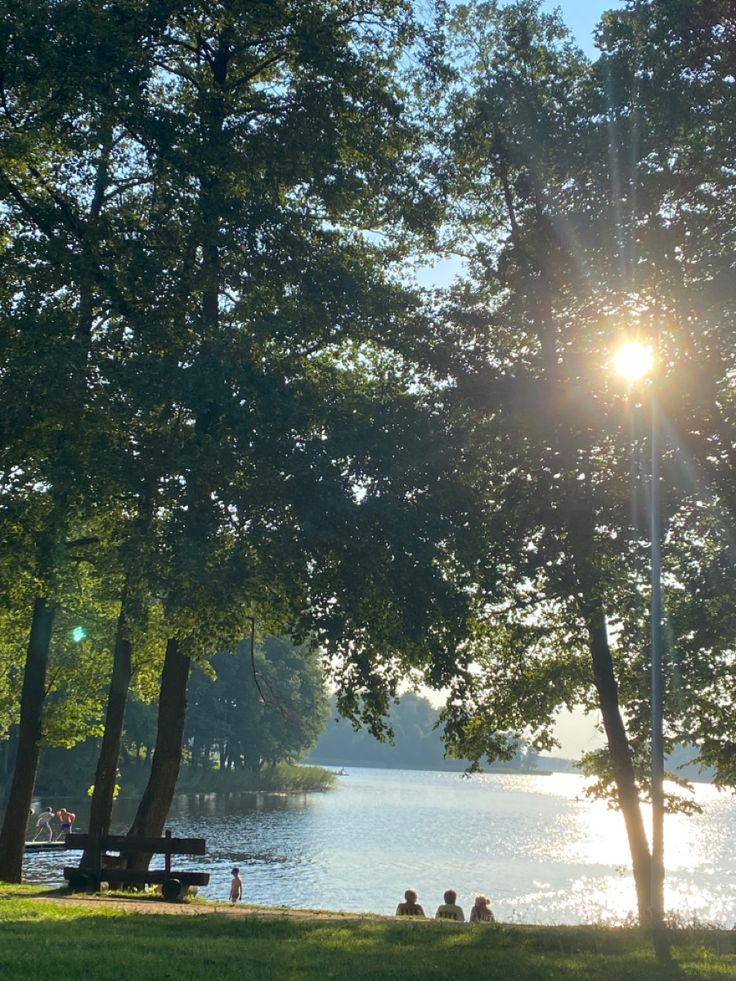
[435,889,465,921]
[395,888,425,917]
[469,894,495,923]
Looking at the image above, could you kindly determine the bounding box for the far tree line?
[308,693,542,773]
[1,0,735,931]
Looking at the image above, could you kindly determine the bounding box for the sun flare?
[612,341,654,381]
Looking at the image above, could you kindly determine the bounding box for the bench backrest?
[65,831,206,856]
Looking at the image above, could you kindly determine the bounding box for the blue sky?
[415,0,628,293]
[540,0,626,56]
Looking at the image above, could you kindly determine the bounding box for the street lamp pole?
[649,391,665,931]
[612,340,666,933]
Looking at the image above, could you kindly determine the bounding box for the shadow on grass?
[0,906,732,981]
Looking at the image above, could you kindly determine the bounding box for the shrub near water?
[253,763,337,792]
[174,762,337,794]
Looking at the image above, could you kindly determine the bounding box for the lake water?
[23,768,736,926]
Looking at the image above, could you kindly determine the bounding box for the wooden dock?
[24,841,67,852]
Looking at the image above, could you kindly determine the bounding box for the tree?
[186,636,329,774]
[592,0,736,788]
[418,0,736,931]
[0,0,165,879]
[418,0,660,924]
[0,0,482,879]
[0,0,474,885]
[101,0,493,868]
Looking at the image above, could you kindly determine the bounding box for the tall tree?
[0,0,157,878]
[117,0,477,857]
[0,0,479,878]
[423,0,658,922]
[422,0,736,929]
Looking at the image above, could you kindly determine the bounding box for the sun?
[611,341,654,381]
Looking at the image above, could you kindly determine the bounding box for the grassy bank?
[83,761,338,799]
[0,892,733,980]
[11,762,338,803]
[173,762,337,794]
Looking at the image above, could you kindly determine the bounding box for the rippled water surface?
[23,768,736,925]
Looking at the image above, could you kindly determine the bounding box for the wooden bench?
[63,830,210,901]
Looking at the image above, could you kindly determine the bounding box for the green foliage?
[413,0,736,828]
[175,762,336,794]
[579,749,702,818]
[185,636,329,773]
[87,783,120,800]
[0,0,480,815]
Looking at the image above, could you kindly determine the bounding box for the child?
[230,867,243,904]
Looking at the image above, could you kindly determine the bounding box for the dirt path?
[1,889,387,922]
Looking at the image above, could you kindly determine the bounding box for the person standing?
[229,867,243,904]
[33,807,54,842]
[55,807,76,841]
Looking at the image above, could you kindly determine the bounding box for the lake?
[23,767,736,926]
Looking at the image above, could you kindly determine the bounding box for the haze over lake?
[25,768,736,926]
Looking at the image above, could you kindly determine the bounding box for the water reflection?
[22,769,736,926]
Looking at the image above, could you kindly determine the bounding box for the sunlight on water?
[23,769,736,926]
[564,799,635,867]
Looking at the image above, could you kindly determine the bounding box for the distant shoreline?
[309,760,556,776]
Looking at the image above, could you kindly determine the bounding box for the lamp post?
[612,341,665,931]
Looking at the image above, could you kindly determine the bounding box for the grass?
[0,890,734,980]
[172,762,337,794]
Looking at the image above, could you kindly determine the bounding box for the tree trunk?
[0,596,55,881]
[125,638,190,871]
[583,602,653,922]
[82,488,155,868]
[567,506,653,923]
[82,587,133,867]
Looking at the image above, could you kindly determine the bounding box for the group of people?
[228,871,494,922]
[30,806,76,842]
[396,888,495,923]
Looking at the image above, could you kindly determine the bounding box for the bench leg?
[161,878,184,902]
[67,872,96,893]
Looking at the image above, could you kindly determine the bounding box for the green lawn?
[0,894,733,980]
